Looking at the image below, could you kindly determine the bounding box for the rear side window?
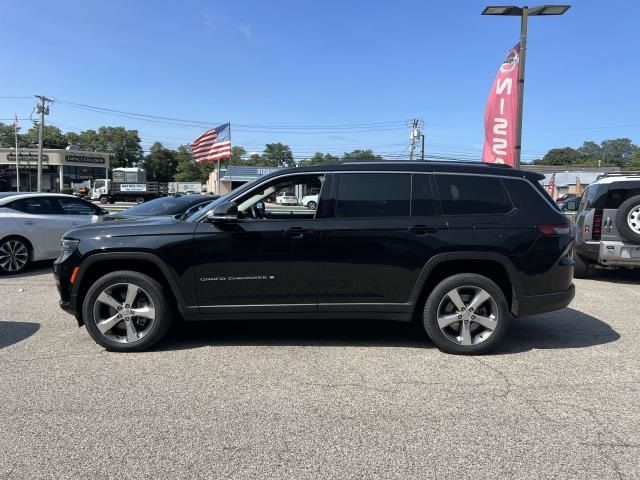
[7,197,59,215]
[435,175,512,215]
[503,178,553,213]
[336,173,410,218]
[605,183,640,209]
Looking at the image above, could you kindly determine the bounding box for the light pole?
[481,5,570,168]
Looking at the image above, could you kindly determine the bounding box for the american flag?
[191,123,231,163]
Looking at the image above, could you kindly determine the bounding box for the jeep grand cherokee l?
[54,162,575,354]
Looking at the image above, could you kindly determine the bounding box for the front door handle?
[23,221,34,226]
[284,227,314,238]
[408,225,437,235]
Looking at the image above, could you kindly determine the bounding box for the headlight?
[61,238,80,255]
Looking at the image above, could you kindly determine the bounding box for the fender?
[71,251,193,316]
[407,251,523,309]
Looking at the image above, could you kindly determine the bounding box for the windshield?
[120,196,213,216]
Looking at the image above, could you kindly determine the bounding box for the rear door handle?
[408,225,438,235]
[284,227,314,238]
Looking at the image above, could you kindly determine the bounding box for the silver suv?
[573,172,640,277]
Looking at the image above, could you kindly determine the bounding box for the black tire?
[307,201,317,210]
[573,252,591,279]
[135,196,145,204]
[82,270,173,352]
[0,236,30,275]
[99,195,108,204]
[422,273,509,355]
[615,195,640,243]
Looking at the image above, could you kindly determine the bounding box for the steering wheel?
[250,202,265,219]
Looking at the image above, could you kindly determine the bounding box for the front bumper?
[515,284,575,317]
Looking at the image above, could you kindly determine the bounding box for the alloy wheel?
[436,286,499,346]
[92,283,156,344]
[0,239,29,272]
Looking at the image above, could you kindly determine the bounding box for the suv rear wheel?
[422,274,509,355]
[82,270,172,352]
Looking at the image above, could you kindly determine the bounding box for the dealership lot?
[1,266,639,479]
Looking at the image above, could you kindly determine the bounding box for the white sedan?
[0,193,106,274]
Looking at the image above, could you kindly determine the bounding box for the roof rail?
[595,171,640,181]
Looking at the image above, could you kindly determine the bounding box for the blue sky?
[1,0,638,162]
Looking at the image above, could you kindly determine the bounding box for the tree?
[64,131,80,146]
[539,147,581,166]
[174,145,204,182]
[230,146,246,163]
[0,123,19,148]
[76,126,143,168]
[262,143,294,167]
[23,124,67,149]
[600,138,638,167]
[142,142,178,182]
[577,141,602,163]
[342,149,383,162]
[626,150,640,171]
[299,152,340,167]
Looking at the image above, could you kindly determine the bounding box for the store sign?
[65,154,107,164]
[7,152,49,163]
[257,168,278,175]
[120,184,147,192]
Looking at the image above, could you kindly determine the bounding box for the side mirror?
[207,201,238,222]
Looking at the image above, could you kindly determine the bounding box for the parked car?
[558,196,581,212]
[573,172,640,277]
[54,161,574,354]
[556,193,576,204]
[301,194,318,210]
[0,193,107,274]
[274,191,298,205]
[103,195,219,221]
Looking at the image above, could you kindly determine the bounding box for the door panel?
[317,172,449,308]
[193,219,318,312]
[317,217,449,306]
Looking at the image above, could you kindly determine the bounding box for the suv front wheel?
[82,270,172,352]
[423,274,509,355]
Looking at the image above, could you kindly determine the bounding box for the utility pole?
[14,115,20,192]
[421,134,425,161]
[408,119,422,161]
[34,95,52,192]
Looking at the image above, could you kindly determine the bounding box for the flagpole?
[14,115,20,192]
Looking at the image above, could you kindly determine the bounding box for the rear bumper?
[597,241,640,267]
[515,284,575,317]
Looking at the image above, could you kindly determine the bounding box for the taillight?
[538,224,571,235]
[592,210,603,240]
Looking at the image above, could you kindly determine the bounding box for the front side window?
[7,197,59,215]
[236,174,324,219]
[335,173,410,218]
[435,175,512,215]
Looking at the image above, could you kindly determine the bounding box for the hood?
[64,216,195,240]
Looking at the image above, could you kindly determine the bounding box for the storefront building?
[207,165,284,195]
[0,148,110,192]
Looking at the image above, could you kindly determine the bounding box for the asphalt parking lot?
[1,266,639,480]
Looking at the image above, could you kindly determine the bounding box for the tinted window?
[412,174,436,216]
[56,198,98,215]
[436,175,512,215]
[504,178,552,213]
[7,197,59,215]
[336,173,410,218]
[605,183,640,209]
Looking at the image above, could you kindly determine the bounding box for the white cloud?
[238,23,252,40]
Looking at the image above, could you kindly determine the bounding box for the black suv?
[54,162,575,354]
